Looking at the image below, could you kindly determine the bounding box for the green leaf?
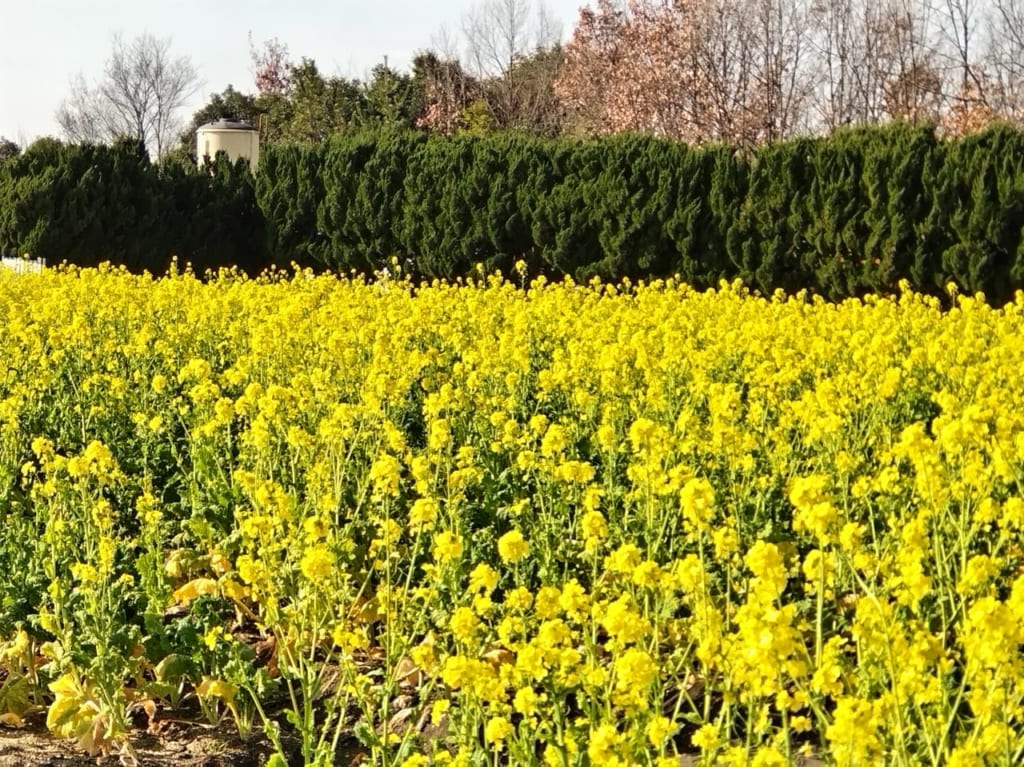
[353,720,382,749]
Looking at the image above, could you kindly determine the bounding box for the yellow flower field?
[0,264,1023,765]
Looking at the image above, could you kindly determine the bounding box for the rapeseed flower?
[497,530,530,563]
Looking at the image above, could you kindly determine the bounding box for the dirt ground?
[0,717,825,767]
[0,715,280,767]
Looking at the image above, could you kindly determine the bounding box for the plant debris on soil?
[0,713,279,767]
[0,719,827,767]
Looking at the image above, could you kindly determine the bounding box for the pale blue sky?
[0,0,585,145]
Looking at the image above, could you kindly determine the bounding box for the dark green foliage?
[0,138,269,274]
[278,122,1024,301]
[254,143,328,269]
[0,138,19,163]
[4,124,1024,303]
[318,129,426,272]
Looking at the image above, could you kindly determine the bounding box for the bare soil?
[0,714,280,767]
[0,714,826,767]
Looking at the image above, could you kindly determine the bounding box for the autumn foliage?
[555,0,801,144]
[554,0,1024,143]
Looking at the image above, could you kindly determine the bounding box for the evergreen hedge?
[2,124,1024,303]
[0,138,268,276]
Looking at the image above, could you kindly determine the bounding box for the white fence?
[0,256,46,274]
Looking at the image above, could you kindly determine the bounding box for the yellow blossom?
[497,529,530,563]
[680,476,716,530]
[432,531,464,564]
[299,545,334,583]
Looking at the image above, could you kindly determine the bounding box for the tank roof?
[198,118,258,132]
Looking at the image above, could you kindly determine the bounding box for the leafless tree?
[809,0,890,128]
[810,0,856,128]
[985,0,1024,120]
[940,0,984,95]
[880,0,943,124]
[462,0,564,130]
[747,0,815,140]
[845,0,902,124]
[57,73,118,144]
[57,32,200,158]
[688,0,763,142]
[809,0,944,129]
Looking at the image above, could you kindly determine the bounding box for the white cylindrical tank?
[196,118,260,170]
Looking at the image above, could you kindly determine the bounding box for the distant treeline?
[2,125,1024,303]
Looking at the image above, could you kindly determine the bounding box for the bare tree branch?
[462,0,563,130]
[56,32,200,158]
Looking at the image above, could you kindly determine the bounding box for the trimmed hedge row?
[0,138,267,276]
[3,125,1024,302]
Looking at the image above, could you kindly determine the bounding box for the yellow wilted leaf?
[0,673,34,721]
[46,673,112,755]
[221,578,248,601]
[392,656,425,687]
[48,672,82,699]
[46,692,85,735]
[139,698,157,720]
[483,645,515,669]
[353,596,382,625]
[172,577,218,606]
[196,677,238,706]
[77,711,113,757]
[0,713,24,727]
[164,549,202,579]
[209,551,231,575]
[153,653,191,684]
[39,641,63,661]
[5,629,29,660]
